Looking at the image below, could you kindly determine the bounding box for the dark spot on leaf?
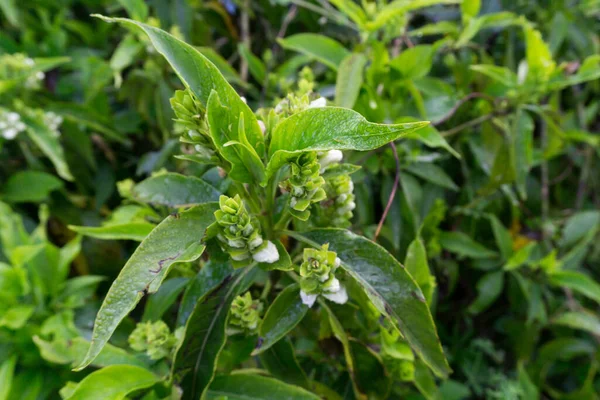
[411,291,426,303]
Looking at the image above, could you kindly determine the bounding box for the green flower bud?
[128,320,177,360]
[280,152,326,220]
[323,174,355,228]
[228,292,262,334]
[299,244,347,308]
[213,195,278,268]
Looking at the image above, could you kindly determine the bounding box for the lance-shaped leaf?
[205,374,320,400]
[97,16,265,182]
[173,267,257,399]
[74,203,218,370]
[253,284,309,355]
[21,114,73,181]
[259,337,310,388]
[266,108,427,183]
[207,91,266,183]
[132,173,221,207]
[278,34,350,71]
[63,365,159,400]
[299,229,451,378]
[69,222,155,242]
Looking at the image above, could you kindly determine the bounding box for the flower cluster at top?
[0,53,45,89]
[211,195,279,268]
[128,320,181,360]
[299,244,348,308]
[228,292,262,335]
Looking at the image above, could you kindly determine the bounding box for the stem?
[440,113,495,138]
[374,142,400,241]
[240,0,251,83]
[432,92,496,126]
[274,209,293,231]
[540,118,549,241]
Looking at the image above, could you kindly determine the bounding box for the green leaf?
[266,108,427,183]
[47,102,126,143]
[468,271,504,315]
[461,0,480,21]
[560,211,600,248]
[368,0,461,32]
[488,215,513,260]
[524,23,555,83]
[512,109,534,199]
[552,311,600,336]
[74,203,217,370]
[335,53,367,109]
[1,171,63,203]
[278,34,350,71]
[549,270,600,305]
[0,356,16,400]
[68,222,155,242]
[504,242,536,271]
[405,238,435,304]
[404,123,460,158]
[348,339,392,398]
[22,114,73,181]
[142,277,189,321]
[117,0,148,20]
[439,231,498,259]
[259,337,310,388]
[300,229,451,378]
[238,43,267,83]
[97,16,265,172]
[404,163,458,191]
[0,305,35,329]
[63,365,159,400]
[132,173,221,207]
[177,260,233,326]
[207,91,266,183]
[470,64,518,87]
[414,359,438,400]
[173,267,257,399]
[205,374,320,400]
[253,284,309,355]
[390,45,434,80]
[329,0,368,26]
[198,47,247,89]
[456,12,520,47]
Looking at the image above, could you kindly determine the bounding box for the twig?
[433,93,496,126]
[540,118,549,240]
[440,113,495,137]
[240,0,251,83]
[374,142,400,241]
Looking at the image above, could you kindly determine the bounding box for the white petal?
[257,120,266,133]
[308,97,326,108]
[248,236,263,250]
[300,291,318,308]
[323,286,348,305]
[319,150,343,169]
[334,257,341,268]
[325,277,340,292]
[3,128,17,139]
[252,240,279,263]
[231,253,250,261]
[240,96,247,104]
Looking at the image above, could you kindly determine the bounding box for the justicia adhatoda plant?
[73,16,451,398]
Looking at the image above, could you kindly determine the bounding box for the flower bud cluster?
[43,111,63,137]
[0,54,44,89]
[228,292,262,334]
[0,110,26,140]
[281,152,326,220]
[380,327,415,382]
[299,244,348,308]
[170,89,217,161]
[213,195,279,267]
[324,174,356,228]
[128,320,178,360]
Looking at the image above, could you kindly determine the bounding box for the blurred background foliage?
[0,0,599,399]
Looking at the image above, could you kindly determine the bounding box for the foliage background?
[0,0,599,399]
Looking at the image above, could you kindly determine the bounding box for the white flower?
[323,285,348,304]
[227,238,246,248]
[252,240,279,263]
[24,58,35,66]
[257,120,266,133]
[1,111,26,140]
[319,150,343,170]
[337,201,356,215]
[308,97,327,108]
[300,291,318,308]
[240,96,247,104]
